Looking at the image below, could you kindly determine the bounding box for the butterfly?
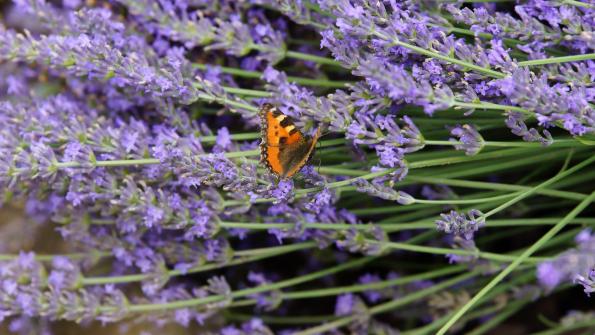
[259,103,321,179]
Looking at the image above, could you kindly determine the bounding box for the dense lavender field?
[0,0,594,334]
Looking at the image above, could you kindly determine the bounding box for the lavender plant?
[0,0,594,334]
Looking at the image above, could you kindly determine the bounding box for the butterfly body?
[260,104,321,179]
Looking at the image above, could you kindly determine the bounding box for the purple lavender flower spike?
[436,209,485,240]
[336,225,387,256]
[115,0,217,49]
[505,112,554,146]
[353,178,414,205]
[247,272,283,311]
[449,124,485,156]
[497,68,593,136]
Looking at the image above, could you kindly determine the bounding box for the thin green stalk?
[401,230,438,245]
[377,202,496,224]
[482,155,595,219]
[199,132,261,142]
[294,271,478,335]
[194,83,272,97]
[531,319,595,335]
[452,101,531,115]
[282,265,465,300]
[537,227,585,254]
[436,191,595,335]
[412,191,523,205]
[56,138,349,169]
[406,176,589,201]
[379,218,595,232]
[466,299,528,335]
[410,149,572,180]
[403,269,536,335]
[195,92,258,112]
[193,63,351,87]
[234,216,421,232]
[560,0,593,8]
[103,257,375,313]
[518,53,595,66]
[297,147,547,196]
[81,242,315,286]
[55,149,261,168]
[285,50,342,67]
[424,139,580,148]
[408,147,540,169]
[378,240,547,264]
[375,31,506,78]
[226,263,462,312]
[0,251,110,262]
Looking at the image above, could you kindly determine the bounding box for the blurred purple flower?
[537,229,595,292]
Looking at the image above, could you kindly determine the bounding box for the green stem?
[205,85,272,98]
[56,138,347,169]
[531,319,595,335]
[0,251,110,262]
[407,176,589,201]
[294,271,478,335]
[193,63,351,87]
[436,191,595,335]
[226,264,464,311]
[452,101,531,115]
[55,149,261,169]
[283,265,465,300]
[285,50,343,66]
[560,0,593,8]
[482,155,595,219]
[103,257,375,313]
[376,32,505,78]
[403,270,535,335]
[518,53,595,66]
[219,217,595,232]
[296,147,545,197]
[195,92,258,112]
[412,191,523,205]
[424,139,580,148]
[465,299,527,335]
[410,149,573,180]
[378,240,547,264]
[81,242,315,286]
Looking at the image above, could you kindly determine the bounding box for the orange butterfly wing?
[259,104,320,178]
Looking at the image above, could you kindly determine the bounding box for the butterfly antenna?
[315,158,322,175]
[318,123,331,138]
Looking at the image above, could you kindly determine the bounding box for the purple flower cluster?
[0,252,127,323]
[316,0,594,136]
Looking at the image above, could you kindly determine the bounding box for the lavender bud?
[448,124,485,156]
[436,209,485,240]
[353,178,414,204]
